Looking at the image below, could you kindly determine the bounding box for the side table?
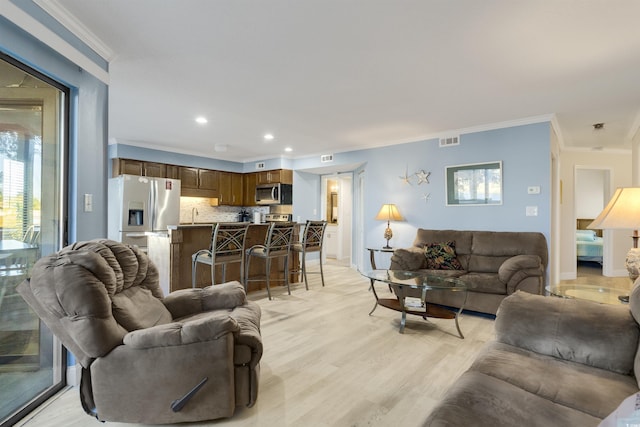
[366,247,395,269]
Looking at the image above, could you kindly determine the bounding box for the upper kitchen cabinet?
[257,169,293,185]
[243,173,257,206]
[180,167,219,197]
[112,159,166,178]
[219,172,243,206]
[179,167,199,188]
[165,164,179,179]
[143,162,167,177]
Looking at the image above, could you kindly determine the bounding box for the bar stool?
[291,220,327,290]
[192,222,250,287]
[244,222,295,300]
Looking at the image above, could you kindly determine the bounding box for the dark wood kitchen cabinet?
[112,159,166,178]
[243,173,257,206]
[219,172,243,206]
[180,167,219,197]
[256,169,293,185]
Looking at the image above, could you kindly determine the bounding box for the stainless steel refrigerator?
[108,174,181,250]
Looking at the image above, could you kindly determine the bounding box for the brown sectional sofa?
[389,229,548,314]
[423,288,640,426]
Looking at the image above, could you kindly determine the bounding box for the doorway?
[574,167,610,278]
[321,174,353,267]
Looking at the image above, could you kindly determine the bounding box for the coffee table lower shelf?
[375,298,463,338]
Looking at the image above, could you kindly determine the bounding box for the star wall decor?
[422,193,431,203]
[415,170,431,185]
[399,165,413,185]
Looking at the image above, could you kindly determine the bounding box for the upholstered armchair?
[17,239,262,424]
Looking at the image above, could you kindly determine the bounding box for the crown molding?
[34,0,114,61]
[453,114,556,138]
[550,114,566,150]
[0,1,108,83]
[626,109,640,143]
[561,146,631,154]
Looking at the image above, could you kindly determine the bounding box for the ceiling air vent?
[439,136,460,147]
[320,154,334,163]
[255,162,266,170]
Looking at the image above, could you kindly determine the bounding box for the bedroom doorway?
[575,167,610,278]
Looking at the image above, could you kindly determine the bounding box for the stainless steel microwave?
[255,183,293,205]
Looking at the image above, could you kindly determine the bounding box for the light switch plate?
[84,193,93,212]
[527,186,541,194]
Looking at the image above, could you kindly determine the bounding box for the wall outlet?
[526,206,538,216]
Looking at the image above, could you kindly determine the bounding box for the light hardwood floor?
[16,265,497,427]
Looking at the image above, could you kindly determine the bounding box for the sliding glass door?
[0,55,67,426]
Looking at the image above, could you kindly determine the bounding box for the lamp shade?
[375,204,404,222]
[588,187,640,230]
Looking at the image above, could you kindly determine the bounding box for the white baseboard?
[66,363,81,387]
[607,268,630,278]
[559,272,577,281]
[559,269,629,280]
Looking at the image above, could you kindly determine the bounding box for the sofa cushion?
[468,254,511,273]
[628,277,640,388]
[424,241,463,270]
[112,286,173,331]
[423,370,602,427]
[461,272,505,294]
[472,342,639,420]
[414,269,467,279]
[497,291,639,375]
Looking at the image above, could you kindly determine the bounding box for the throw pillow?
[424,241,463,270]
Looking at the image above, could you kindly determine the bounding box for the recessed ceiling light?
[195,116,208,124]
[264,133,274,141]
[284,147,293,152]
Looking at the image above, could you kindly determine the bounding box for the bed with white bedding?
[576,228,603,264]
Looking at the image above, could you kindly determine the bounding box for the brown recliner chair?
[17,239,262,424]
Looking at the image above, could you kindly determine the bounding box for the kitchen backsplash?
[179,197,268,224]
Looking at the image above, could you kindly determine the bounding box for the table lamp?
[588,187,640,302]
[375,204,404,249]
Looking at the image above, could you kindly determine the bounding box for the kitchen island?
[148,223,299,294]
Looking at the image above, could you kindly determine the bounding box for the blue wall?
[0,17,109,244]
[291,122,552,264]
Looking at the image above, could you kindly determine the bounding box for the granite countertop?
[171,222,269,229]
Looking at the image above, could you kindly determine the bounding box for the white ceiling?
[41,0,640,162]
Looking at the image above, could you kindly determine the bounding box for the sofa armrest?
[498,255,543,293]
[163,281,247,319]
[123,311,239,348]
[229,301,263,368]
[495,291,639,374]
[389,247,426,270]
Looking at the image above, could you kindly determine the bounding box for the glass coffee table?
[361,269,467,338]
[547,284,628,305]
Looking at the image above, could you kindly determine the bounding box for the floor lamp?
[588,187,640,302]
